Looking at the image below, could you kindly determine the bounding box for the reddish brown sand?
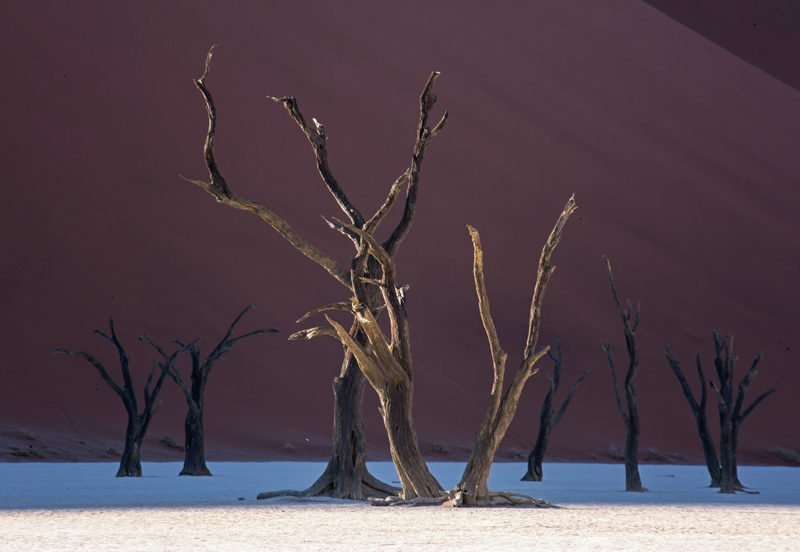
[1,1,798,466]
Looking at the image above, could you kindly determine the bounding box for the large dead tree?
[54,319,190,477]
[708,331,777,493]
[521,339,590,482]
[188,48,446,499]
[142,304,277,476]
[601,257,646,492]
[453,196,577,506]
[298,196,576,506]
[664,345,721,487]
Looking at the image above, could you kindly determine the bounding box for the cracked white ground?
[1,462,797,551]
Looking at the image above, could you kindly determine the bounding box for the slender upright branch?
[601,256,645,492]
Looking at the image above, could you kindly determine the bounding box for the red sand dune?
[1,0,798,466]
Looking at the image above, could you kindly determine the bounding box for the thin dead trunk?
[187,48,447,499]
[664,347,721,487]
[454,196,577,506]
[54,318,187,477]
[602,257,646,492]
[522,341,589,482]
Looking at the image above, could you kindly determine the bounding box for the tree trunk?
[522,430,548,482]
[181,402,211,476]
[718,407,735,493]
[298,353,397,499]
[623,389,644,492]
[697,413,721,487]
[380,382,442,499]
[117,415,144,477]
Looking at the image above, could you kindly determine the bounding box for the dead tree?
[142,304,278,476]
[601,257,646,492]
[708,331,777,494]
[188,48,446,499]
[54,319,190,477]
[450,196,576,506]
[521,339,590,482]
[664,345,721,487]
[290,221,446,500]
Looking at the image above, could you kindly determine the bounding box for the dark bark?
[708,331,777,494]
[189,48,446,499]
[117,416,144,477]
[54,318,186,477]
[143,304,277,477]
[455,197,577,506]
[521,341,590,482]
[664,347,721,487]
[602,257,646,492]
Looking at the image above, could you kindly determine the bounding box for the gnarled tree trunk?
[117,415,145,477]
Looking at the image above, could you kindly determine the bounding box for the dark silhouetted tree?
[709,331,776,493]
[54,318,191,477]
[664,345,721,487]
[601,257,646,492]
[521,339,590,482]
[142,304,277,476]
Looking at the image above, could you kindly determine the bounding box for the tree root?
[257,469,399,501]
[368,489,558,508]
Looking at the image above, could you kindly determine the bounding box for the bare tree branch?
[268,95,365,227]
[189,47,351,287]
[468,225,509,420]
[364,169,410,235]
[383,71,448,256]
[523,195,578,370]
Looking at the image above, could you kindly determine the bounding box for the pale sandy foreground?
[1,462,798,551]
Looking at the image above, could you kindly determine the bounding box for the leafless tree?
[664,345,721,487]
[521,339,590,482]
[601,257,646,492]
[142,304,277,476]
[451,197,576,506]
[187,48,447,499]
[54,319,191,477]
[295,196,575,506]
[708,331,777,493]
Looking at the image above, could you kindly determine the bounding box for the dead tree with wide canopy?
[54,319,191,477]
[520,339,590,482]
[142,304,278,476]
[601,257,646,492]
[187,47,447,499]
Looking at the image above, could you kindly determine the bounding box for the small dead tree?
[521,339,590,482]
[601,257,646,492]
[664,345,721,487]
[452,196,576,506]
[708,331,777,494]
[142,304,278,476]
[188,48,446,499]
[54,319,190,477]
